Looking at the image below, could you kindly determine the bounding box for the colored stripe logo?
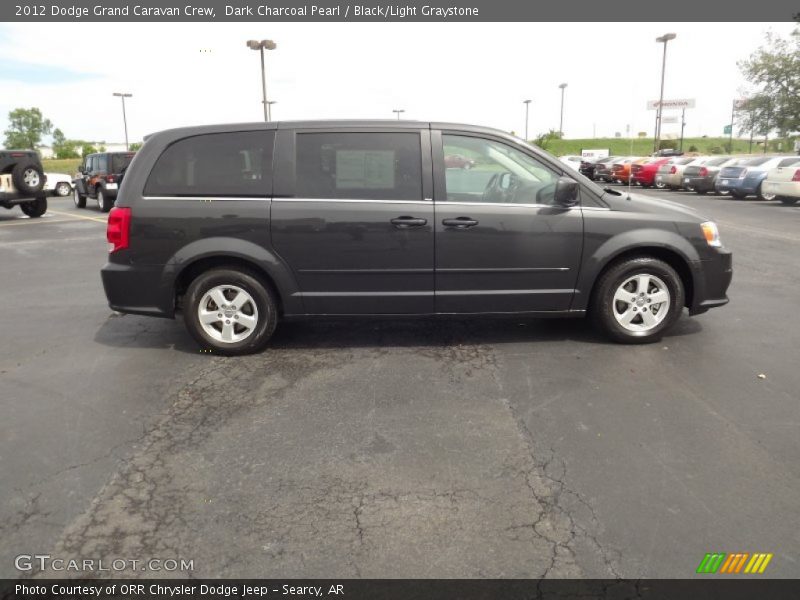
[696,552,773,574]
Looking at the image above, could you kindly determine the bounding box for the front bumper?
[689,248,733,315]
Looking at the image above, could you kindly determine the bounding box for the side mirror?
[554,177,580,207]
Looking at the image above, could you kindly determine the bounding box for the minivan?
[101,121,732,355]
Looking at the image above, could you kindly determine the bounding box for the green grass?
[42,158,81,174]
[538,137,785,157]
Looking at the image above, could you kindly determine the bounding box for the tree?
[129,142,142,151]
[52,128,80,159]
[80,143,98,157]
[3,107,53,149]
[533,129,561,151]
[738,28,800,137]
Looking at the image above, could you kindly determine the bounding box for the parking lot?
[1,189,798,578]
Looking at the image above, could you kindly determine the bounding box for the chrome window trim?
[273,198,431,205]
[142,196,269,202]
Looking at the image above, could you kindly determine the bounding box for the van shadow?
[94,311,703,354]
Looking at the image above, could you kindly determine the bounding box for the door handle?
[390,216,428,228]
[442,217,479,228]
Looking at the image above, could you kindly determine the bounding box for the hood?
[601,189,707,222]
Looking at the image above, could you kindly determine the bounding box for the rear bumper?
[684,176,715,191]
[715,178,759,195]
[101,261,173,318]
[689,248,733,316]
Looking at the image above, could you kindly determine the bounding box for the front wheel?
[183,268,278,356]
[20,197,47,218]
[55,182,71,197]
[590,257,685,344]
[779,197,798,205]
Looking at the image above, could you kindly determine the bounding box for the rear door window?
[111,153,136,173]
[144,131,274,197]
[294,132,422,201]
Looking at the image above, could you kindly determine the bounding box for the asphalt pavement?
[0,190,798,578]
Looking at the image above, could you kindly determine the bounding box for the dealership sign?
[647,98,696,110]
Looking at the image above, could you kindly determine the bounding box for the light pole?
[558,83,567,137]
[267,100,277,120]
[654,33,676,153]
[392,109,405,120]
[523,100,531,141]
[246,39,277,122]
[112,92,132,150]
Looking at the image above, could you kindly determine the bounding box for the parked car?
[73,151,137,212]
[611,157,644,184]
[559,155,584,170]
[44,172,73,197]
[762,160,800,205]
[654,157,696,190]
[101,120,731,354]
[682,156,734,194]
[715,155,800,200]
[579,157,601,180]
[444,154,475,169]
[631,157,672,188]
[592,156,619,182]
[0,149,48,217]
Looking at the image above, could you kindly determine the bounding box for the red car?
[631,157,672,188]
[445,154,475,169]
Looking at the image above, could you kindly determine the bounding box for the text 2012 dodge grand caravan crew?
[101,121,732,355]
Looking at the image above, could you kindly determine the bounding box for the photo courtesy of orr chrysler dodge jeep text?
[101,121,732,355]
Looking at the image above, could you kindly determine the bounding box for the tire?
[590,257,685,344]
[73,186,86,208]
[55,182,71,197]
[12,162,45,195]
[779,197,798,205]
[96,188,113,212]
[654,180,667,190]
[757,183,776,201]
[695,189,708,195]
[20,196,47,218]
[183,268,278,356]
[731,190,747,199]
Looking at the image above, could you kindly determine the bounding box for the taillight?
[792,170,800,182]
[699,167,708,177]
[107,207,131,253]
[669,166,677,174]
[106,175,116,183]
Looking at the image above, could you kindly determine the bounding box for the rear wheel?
[73,187,86,208]
[96,188,113,212]
[54,182,71,197]
[590,257,684,344]
[20,197,47,218]
[183,268,278,356]
[779,197,798,205]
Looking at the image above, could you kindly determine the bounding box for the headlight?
[701,221,722,247]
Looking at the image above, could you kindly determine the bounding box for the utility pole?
[112,93,132,150]
[523,100,531,141]
[679,108,686,152]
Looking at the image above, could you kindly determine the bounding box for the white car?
[559,155,583,170]
[43,173,73,197]
[762,159,800,205]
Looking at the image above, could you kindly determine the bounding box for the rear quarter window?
[144,131,274,197]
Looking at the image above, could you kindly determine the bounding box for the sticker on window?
[336,150,395,189]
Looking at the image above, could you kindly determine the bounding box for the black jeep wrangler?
[0,150,48,217]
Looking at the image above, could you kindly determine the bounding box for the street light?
[246,39,277,122]
[393,109,405,120]
[267,100,277,120]
[558,83,567,137]
[523,100,531,141]
[654,32,677,153]
[112,93,132,150]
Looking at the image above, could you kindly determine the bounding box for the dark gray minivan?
[101,121,732,355]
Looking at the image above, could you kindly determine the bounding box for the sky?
[0,21,794,146]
